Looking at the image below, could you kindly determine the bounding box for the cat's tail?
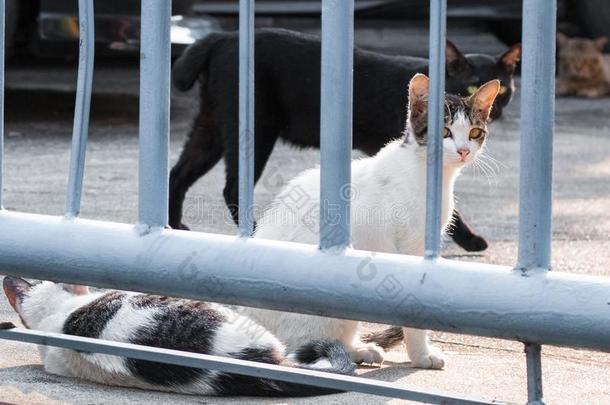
[260,340,356,397]
[172,32,224,91]
[217,340,354,397]
[360,326,404,350]
[292,339,356,375]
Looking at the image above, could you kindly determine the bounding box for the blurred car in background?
[4,0,218,59]
[5,0,609,60]
[194,0,610,49]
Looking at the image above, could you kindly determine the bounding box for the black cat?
[170,28,520,251]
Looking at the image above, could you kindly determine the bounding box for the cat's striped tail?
[293,339,357,375]
[360,326,405,350]
[266,339,356,396]
[216,340,355,397]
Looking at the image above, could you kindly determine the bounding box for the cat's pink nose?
[457,148,470,161]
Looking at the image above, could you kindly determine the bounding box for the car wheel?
[575,0,610,51]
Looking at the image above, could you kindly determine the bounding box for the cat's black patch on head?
[409,118,428,146]
[63,291,125,342]
[444,95,470,121]
[409,94,471,146]
[125,296,226,387]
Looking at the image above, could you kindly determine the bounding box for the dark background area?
[4,0,610,63]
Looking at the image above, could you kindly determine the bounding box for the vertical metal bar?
[138,0,171,229]
[525,343,544,405]
[65,0,94,217]
[0,0,5,208]
[518,1,555,404]
[424,0,447,259]
[238,0,255,237]
[319,0,354,250]
[517,0,556,273]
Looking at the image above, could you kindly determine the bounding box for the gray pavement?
[1,27,610,405]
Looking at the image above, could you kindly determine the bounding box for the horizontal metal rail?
[0,327,499,405]
[1,210,609,353]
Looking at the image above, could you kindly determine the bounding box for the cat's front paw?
[409,346,446,369]
[350,344,385,365]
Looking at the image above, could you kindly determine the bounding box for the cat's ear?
[594,36,608,52]
[469,79,500,122]
[62,284,89,295]
[445,40,469,76]
[557,32,569,48]
[408,73,429,115]
[497,43,521,74]
[3,277,32,312]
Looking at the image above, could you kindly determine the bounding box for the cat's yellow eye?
[469,127,485,140]
[443,127,452,138]
[466,85,478,95]
[498,85,508,95]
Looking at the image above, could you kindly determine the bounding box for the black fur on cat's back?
[174,28,410,156]
[170,28,520,251]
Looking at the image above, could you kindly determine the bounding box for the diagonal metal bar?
[319,0,354,250]
[238,0,255,237]
[65,0,95,217]
[138,0,171,230]
[0,327,502,404]
[424,0,446,259]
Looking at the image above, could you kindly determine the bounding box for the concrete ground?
[1,25,610,405]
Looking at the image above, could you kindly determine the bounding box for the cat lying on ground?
[169,28,520,252]
[3,276,354,397]
[557,33,610,98]
[235,73,501,369]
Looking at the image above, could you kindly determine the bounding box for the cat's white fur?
[239,74,499,369]
[16,284,162,390]
[13,282,285,394]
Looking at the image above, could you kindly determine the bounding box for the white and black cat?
[3,277,354,397]
[236,74,501,369]
[169,28,520,252]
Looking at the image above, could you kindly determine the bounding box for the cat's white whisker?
[474,157,499,189]
[478,149,504,172]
